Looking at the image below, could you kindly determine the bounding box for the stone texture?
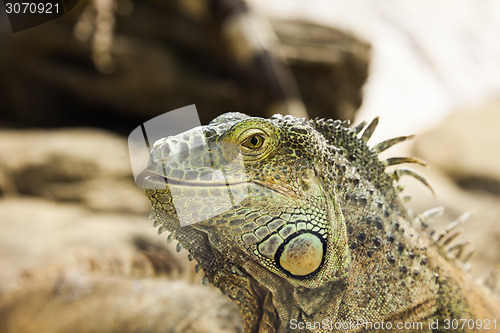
[414,100,500,195]
[0,0,369,128]
[408,101,500,280]
[0,275,242,333]
[0,128,240,332]
[0,128,149,213]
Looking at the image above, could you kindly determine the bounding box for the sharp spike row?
[153,220,160,227]
[446,211,472,232]
[202,276,209,286]
[419,206,445,220]
[441,229,463,246]
[373,135,415,153]
[176,242,183,252]
[352,121,367,135]
[416,206,444,228]
[158,226,167,235]
[484,265,500,291]
[195,263,201,273]
[187,253,194,261]
[386,157,428,167]
[448,241,470,259]
[148,211,156,220]
[360,117,379,142]
[462,247,476,263]
[393,167,435,196]
[167,234,174,243]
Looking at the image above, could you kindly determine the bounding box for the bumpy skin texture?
[144,113,500,332]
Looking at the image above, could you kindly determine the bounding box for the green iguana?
[143,112,500,332]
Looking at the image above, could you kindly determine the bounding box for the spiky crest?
[359,117,379,142]
[311,117,435,202]
[373,135,415,153]
[385,157,428,167]
[392,167,435,195]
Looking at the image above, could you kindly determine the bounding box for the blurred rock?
[0,0,370,130]
[408,100,500,279]
[273,19,369,121]
[0,275,241,333]
[0,128,149,213]
[0,196,189,291]
[0,194,240,332]
[414,100,500,195]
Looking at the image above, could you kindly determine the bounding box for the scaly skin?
[144,113,500,332]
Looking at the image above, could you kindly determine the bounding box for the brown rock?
[0,0,369,129]
[0,128,149,213]
[0,197,182,292]
[414,100,500,194]
[409,100,500,279]
[0,274,241,333]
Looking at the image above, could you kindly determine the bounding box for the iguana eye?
[220,118,279,162]
[242,134,264,149]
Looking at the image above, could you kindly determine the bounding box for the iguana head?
[143,112,416,330]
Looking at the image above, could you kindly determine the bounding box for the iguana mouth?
[147,173,294,202]
[144,172,249,187]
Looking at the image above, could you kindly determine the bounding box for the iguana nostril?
[162,144,171,158]
[204,128,217,138]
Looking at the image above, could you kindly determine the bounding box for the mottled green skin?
[145,113,500,332]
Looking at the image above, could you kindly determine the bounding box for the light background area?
[250,0,500,143]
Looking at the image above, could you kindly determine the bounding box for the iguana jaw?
[149,202,349,332]
[146,162,352,328]
[146,171,351,282]
[148,203,274,332]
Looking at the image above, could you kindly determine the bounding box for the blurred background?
[0,1,499,332]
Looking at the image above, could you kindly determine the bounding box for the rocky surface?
[414,101,500,196]
[0,129,148,212]
[0,128,242,332]
[409,101,500,282]
[0,275,242,333]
